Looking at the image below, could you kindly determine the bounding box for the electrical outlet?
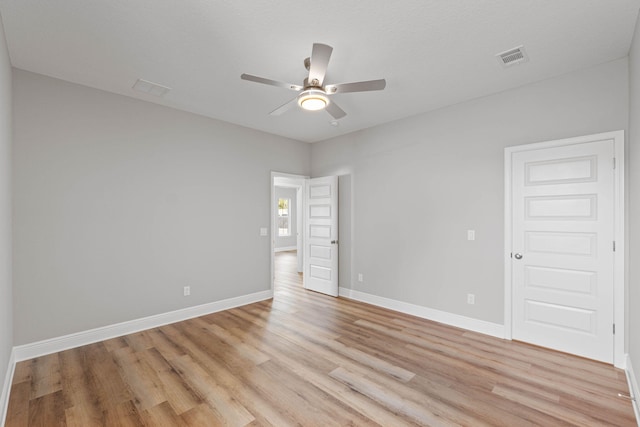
[467,293,475,305]
[184,286,191,296]
[467,230,475,241]
[358,273,364,282]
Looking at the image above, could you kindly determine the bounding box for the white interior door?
[511,139,615,363]
[304,176,338,296]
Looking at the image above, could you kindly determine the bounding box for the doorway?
[271,172,306,293]
[504,130,625,367]
[270,172,340,297]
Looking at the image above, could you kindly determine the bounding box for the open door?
[304,176,338,296]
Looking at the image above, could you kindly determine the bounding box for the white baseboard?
[339,287,505,339]
[13,290,273,362]
[274,246,297,252]
[625,354,640,425]
[0,348,16,427]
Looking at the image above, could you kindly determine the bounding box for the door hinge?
[613,324,616,334]
[613,241,616,252]
[613,157,616,169]
[510,252,513,258]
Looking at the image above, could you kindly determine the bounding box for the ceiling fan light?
[300,97,327,111]
[298,90,328,111]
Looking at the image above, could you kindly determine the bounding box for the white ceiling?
[0,1,639,143]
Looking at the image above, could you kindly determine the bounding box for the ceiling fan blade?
[269,97,298,116]
[308,43,333,87]
[325,79,386,94]
[325,100,347,120]
[241,74,303,91]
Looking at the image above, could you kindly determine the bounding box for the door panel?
[511,139,614,363]
[525,156,596,184]
[304,176,338,296]
[525,266,595,294]
[524,301,595,334]
[525,195,597,219]
[525,231,596,256]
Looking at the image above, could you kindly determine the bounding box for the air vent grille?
[496,45,529,67]
[132,79,171,97]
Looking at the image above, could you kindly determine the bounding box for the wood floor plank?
[5,382,31,427]
[255,359,366,426]
[256,348,414,427]
[145,328,188,361]
[111,347,166,411]
[198,317,271,365]
[30,354,62,400]
[492,382,615,426]
[11,360,33,385]
[179,403,230,426]
[58,348,104,426]
[330,366,485,427]
[140,401,186,427]
[159,324,297,426]
[143,348,202,415]
[325,336,416,382]
[64,404,102,427]
[4,250,636,426]
[123,330,155,353]
[28,390,66,427]
[558,391,637,426]
[168,354,256,425]
[101,336,129,353]
[102,400,145,426]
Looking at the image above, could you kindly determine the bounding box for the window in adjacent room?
[278,198,291,236]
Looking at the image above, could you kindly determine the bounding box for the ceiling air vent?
[496,45,529,67]
[132,78,171,97]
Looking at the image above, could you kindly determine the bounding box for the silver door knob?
[514,253,523,260]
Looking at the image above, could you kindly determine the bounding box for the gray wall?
[12,70,311,345]
[312,58,629,325]
[629,13,640,392]
[274,186,297,250]
[0,13,12,401]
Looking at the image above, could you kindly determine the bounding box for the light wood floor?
[5,250,636,426]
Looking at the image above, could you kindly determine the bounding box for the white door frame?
[503,130,625,368]
[296,186,303,273]
[271,171,308,292]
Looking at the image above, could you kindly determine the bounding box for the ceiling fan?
[241,43,386,120]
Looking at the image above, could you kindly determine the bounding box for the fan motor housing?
[303,77,322,89]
